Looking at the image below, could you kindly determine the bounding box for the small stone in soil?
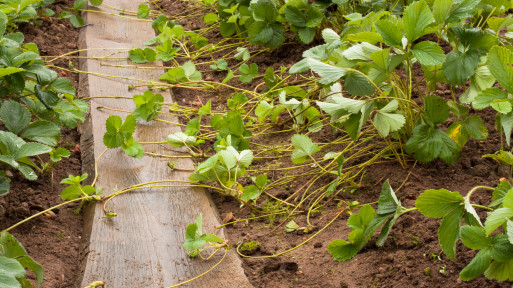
[44,211,57,219]
[222,212,235,223]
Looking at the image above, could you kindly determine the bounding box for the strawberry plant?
[329,179,513,282]
[60,173,101,201]
[210,110,252,151]
[0,10,88,193]
[61,0,103,27]
[213,0,337,48]
[189,145,253,198]
[167,115,205,155]
[183,214,226,258]
[241,173,267,202]
[210,59,228,71]
[160,61,202,84]
[289,0,506,165]
[238,63,258,83]
[103,115,143,158]
[132,90,164,122]
[283,0,324,44]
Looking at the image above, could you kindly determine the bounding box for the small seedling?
[183,214,227,259]
[210,59,228,71]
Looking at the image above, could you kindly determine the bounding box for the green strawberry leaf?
[460,226,491,249]
[374,19,403,48]
[0,256,25,288]
[0,100,30,134]
[443,50,480,86]
[415,188,464,218]
[137,4,150,19]
[406,124,460,164]
[403,0,434,43]
[411,41,446,66]
[487,45,513,94]
[439,206,464,259]
[291,134,320,164]
[484,207,513,236]
[459,248,492,281]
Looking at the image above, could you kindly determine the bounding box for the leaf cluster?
[0,231,44,288]
[0,14,88,194]
[60,173,101,201]
[189,145,253,196]
[60,0,103,27]
[328,180,405,261]
[213,0,333,48]
[183,214,224,257]
[332,179,513,282]
[103,115,143,158]
[289,0,513,163]
[132,90,164,122]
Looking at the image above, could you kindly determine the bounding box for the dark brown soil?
[0,1,82,287]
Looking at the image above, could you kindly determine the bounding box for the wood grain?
[77,1,251,287]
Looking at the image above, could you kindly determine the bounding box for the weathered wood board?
[77,1,251,287]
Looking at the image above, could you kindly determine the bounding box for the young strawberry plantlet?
[241,173,267,203]
[189,145,253,199]
[328,180,408,261]
[238,63,258,83]
[128,47,156,64]
[40,147,72,174]
[255,89,322,131]
[103,115,144,158]
[234,47,250,61]
[137,4,150,19]
[132,90,164,122]
[167,115,205,156]
[183,214,226,259]
[210,110,252,152]
[291,134,320,165]
[60,173,103,214]
[160,61,202,84]
[60,173,102,201]
[210,59,228,71]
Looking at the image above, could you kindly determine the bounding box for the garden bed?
[2,0,513,287]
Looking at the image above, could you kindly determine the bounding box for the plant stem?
[2,198,83,233]
[465,185,495,200]
[236,207,347,259]
[166,249,228,288]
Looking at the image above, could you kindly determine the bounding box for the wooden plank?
[76,2,251,287]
